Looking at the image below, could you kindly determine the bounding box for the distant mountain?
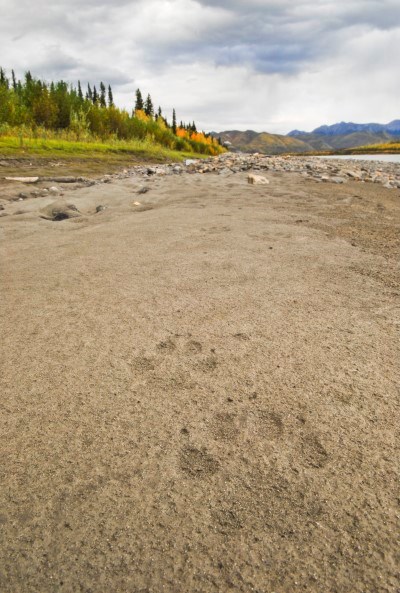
[287,120,400,151]
[296,120,400,137]
[214,119,400,154]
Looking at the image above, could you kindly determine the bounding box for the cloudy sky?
[0,0,399,133]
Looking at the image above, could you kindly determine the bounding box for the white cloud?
[0,0,398,133]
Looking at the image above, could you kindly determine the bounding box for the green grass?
[0,135,209,162]
[341,142,400,154]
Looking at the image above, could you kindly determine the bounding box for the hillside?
[291,131,397,151]
[214,130,312,154]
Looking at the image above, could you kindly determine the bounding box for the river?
[317,154,400,164]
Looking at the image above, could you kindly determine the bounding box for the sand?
[0,167,399,593]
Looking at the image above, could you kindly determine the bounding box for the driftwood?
[37,176,92,183]
[5,176,39,183]
[4,176,93,184]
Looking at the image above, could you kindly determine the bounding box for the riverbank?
[0,155,399,593]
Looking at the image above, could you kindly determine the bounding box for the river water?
[317,154,400,164]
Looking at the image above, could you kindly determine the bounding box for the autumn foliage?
[0,67,225,156]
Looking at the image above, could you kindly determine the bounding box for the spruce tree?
[92,85,98,104]
[99,81,106,107]
[77,80,83,101]
[11,69,17,90]
[144,93,154,117]
[108,85,114,107]
[172,108,177,134]
[158,106,162,117]
[135,88,144,111]
[86,83,93,101]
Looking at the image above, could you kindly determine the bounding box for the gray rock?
[39,200,81,221]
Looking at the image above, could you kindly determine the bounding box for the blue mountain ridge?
[288,120,400,137]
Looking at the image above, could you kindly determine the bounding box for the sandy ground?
[0,168,399,593]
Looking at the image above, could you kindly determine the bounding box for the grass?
[341,142,400,155]
[0,135,209,162]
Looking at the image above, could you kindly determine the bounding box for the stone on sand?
[39,200,81,221]
[248,174,270,185]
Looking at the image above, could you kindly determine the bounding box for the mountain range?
[214,120,400,154]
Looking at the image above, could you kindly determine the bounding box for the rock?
[248,174,269,185]
[18,192,29,199]
[137,187,149,194]
[39,200,81,221]
[344,170,361,180]
[331,177,347,184]
[0,204,4,210]
[49,186,59,195]
[185,159,198,166]
[95,205,107,213]
[131,202,154,212]
[219,168,232,176]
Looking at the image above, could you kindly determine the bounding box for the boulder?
[39,200,81,221]
[248,174,269,185]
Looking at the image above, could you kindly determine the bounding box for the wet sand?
[0,168,399,592]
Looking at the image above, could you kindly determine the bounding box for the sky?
[0,0,399,134]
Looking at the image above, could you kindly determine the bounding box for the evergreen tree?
[99,81,106,107]
[0,68,7,87]
[92,85,98,104]
[86,83,93,101]
[135,88,144,111]
[158,106,162,117]
[11,69,17,90]
[108,84,114,107]
[144,93,154,117]
[172,108,177,134]
[77,80,83,101]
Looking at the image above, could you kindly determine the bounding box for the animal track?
[251,410,284,440]
[131,356,155,372]
[155,337,203,357]
[211,508,242,534]
[197,355,218,372]
[156,338,177,354]
[179,447,220,478]
[184,340,203,354]
[300,434,329,468]
[210,412,240,442]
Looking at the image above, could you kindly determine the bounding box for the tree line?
[0,68,224,155]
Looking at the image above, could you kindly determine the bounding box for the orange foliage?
[176,127,189,139]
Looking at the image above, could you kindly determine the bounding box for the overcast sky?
[0,0,399,133]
